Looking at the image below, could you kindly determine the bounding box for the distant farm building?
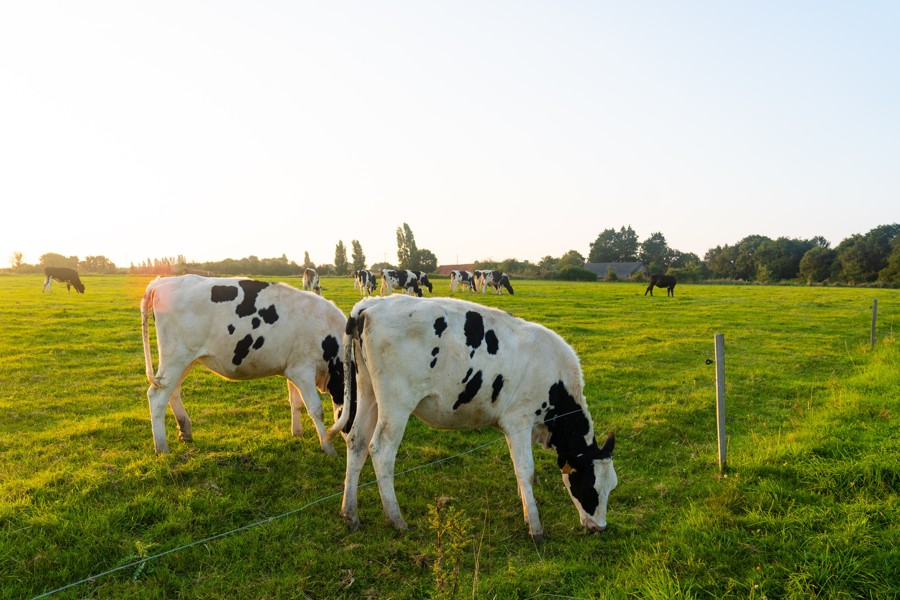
[584,262,647,280]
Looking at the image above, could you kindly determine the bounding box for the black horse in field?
[644,274,676,297]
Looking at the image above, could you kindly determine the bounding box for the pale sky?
[2,1,898,269]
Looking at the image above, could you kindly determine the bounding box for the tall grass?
[0,274,896,599]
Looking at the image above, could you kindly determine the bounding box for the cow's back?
[354,295,583,429]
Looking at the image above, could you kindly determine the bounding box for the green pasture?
[1,274,897,599]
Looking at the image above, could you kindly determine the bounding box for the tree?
[756,237,818,282]
[588,226,639,262]
[558,250,585,268]
[799,246,837,284]
[9,251,24,269]
[303,251,315,270]
[416,249,438,273]
[879,236,900,283]
[639,232,671,274]
[40,253,79,269]
[834,224,899,283]
[80,255,117,273]
[396,223,419,270]
[334,241,349,275]
[351,240,366,272]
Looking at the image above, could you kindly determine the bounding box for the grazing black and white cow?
[302,268,321,295]
[328,295,617,542]
[410,270,433,294]
[449,270,476,292]
[354,270,377,297]
[42,267,85,294]
[477,270,514,295]
[644,274,676,297]
[141,275,346,454]
[380,269,422,297]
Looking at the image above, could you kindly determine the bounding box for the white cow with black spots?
[302,268,321,295]
[327,294,617,542]
[141,275,346,454]
[380,269,422,297]
[354,270,377,297]
[476,270,514,295]
[449,270,476,292]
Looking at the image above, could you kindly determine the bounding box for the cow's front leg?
[168,387,193,442]
[369,413,412,530]
[503,424,543,543]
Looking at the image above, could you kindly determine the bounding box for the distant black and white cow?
[141,275,346,454]
[477,270,514,295]
[328,295,617,542]
[302,268,321,295]
[42,267,85,294]
[449,270,476,292]
[380,269,422,297]
[644,274,676,297]
[410,270,433,294]
[354,269,377,297]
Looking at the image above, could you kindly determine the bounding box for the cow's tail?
[141,279,161,389]
[326,312,361,441]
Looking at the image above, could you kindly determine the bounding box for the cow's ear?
[598,432,615,459]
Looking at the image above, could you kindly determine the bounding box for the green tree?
[80,255,117,273]
[756,237,818,282]
[879,236,900,283]
[9,251,24,269]
[396,223,419,270]
[303,251,315,270]
[417,249,438,273]
[558,250,585,268]
[799,245,837,284]
[351,240,366,272]
[834,224,899,283]
[588,226,639,262]
[40,253,79,269]
[334,241,349,275]
[639,232,671,274]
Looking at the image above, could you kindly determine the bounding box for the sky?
[2,1,898,269]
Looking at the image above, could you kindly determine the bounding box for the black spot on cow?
[236,280,270,318]
[430,347,440,369]
[258,304,279,324]
[395,271,409,286]
[253,336,265,350]
[232,334,254,365]
[433,317,447,338]
[211,285,239,303]
[485,330,499,355]
[462,368,473,383]
[322,335,340,362]
[464,311,484,352]
[491,374,504,402]
[544,381,602,515]
[454,370,483,409]
[227,324,235,335]
[252,317,261,329]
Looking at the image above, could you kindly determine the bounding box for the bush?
[557,266,598,281]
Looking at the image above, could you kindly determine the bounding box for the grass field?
[1,274,897,599]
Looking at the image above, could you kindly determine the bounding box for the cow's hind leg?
[341,382,378,530]
[286,370,336,455]
[168,386,193,442]
[148,359,194,454]
[369,411,412,530]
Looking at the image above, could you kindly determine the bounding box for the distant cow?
[449,270,476,292]
[380,269,422,297]
[141,275,346,454]
[328,295,617,542]
[42,267,85,294]
[302,268,322,295]
[477,270,514,295]
[354,269,377,297]
[410,270,433,294]
[644,274,676,297]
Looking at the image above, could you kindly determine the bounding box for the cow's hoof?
[530,532,544,544]
[322,443,337,456]
[342,514,361,531]
[178,433,193,442]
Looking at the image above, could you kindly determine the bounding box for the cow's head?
[560,432,617,533]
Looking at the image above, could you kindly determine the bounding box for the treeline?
[9,223,900,286]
